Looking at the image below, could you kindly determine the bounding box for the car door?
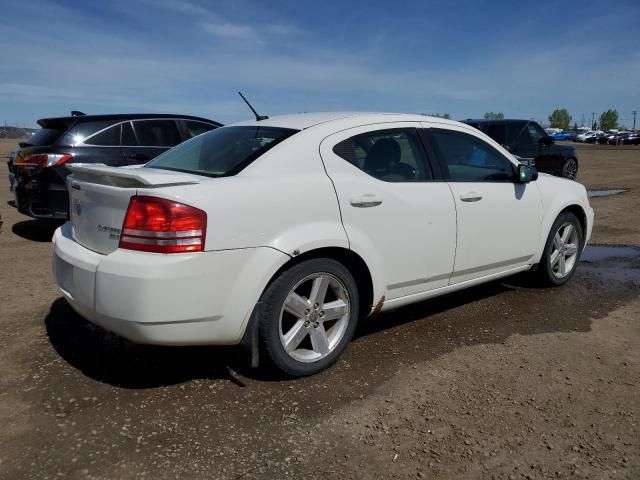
[525,122,562,172]
[424,125,542,284]
[319,123,457,300]
[121,119,183,165]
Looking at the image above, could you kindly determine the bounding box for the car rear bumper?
[52,223,289,345]
[13,168,69,219]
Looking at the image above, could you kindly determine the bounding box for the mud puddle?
[580,244,640,283]
[587,188,626,198]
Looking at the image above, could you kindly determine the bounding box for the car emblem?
[73,198,82,216]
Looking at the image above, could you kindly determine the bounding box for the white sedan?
[53,113,594,376]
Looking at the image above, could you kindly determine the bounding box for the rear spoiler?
[67,164,202,188]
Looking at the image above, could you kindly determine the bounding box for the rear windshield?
[145,126,298,177]
[21,128,65,147]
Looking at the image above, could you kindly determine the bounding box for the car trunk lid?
[67,164,202,255]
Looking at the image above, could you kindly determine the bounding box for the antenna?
[238,92,268,121]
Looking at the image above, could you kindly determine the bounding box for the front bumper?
[52,223,288,345]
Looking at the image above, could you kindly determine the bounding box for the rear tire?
[536,212,583,286]
[561,157,578,180]
[258,258,359,377]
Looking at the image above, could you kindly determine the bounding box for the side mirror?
[539,136,553,147]
[517,164,538,183]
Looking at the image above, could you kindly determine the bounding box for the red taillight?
[15,153,73,168]
[119,196,207,254]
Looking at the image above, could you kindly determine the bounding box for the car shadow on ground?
[45,246,640,390]
[12,219,63,242]
[45,280,528,388]
[44,298,249,389]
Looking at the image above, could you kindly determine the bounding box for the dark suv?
[11,113,222,220]
[462,119,579,180]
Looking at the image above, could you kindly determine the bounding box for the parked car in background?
[607,132,632,145]
[621,133,640,145]
[11,112,222,220]
[588,132,608,144]
[462,119,579,179]
[52,112,594,376]
[548,131,574,141]
[576,131,594,142]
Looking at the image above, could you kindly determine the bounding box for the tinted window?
[121,122,136,146]
[431,129,514,182]
[507,122,533,152]
[61,120,116,145]
[133,120,181,147]
[24,128,65,147]
[84,124,121,146]
[527,123,547,143]
[145,126,297,177]
[333,128,431,182]
[184,120,216,138]
[486,123,507,146]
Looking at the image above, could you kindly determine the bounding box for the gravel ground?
[0,140,639,479]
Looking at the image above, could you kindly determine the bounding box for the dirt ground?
[0,139,639,480]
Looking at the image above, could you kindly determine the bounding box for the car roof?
[231,112,462,130]
[37,113,222,128]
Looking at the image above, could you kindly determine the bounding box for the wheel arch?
[559,204,587,244]
[239,246,376,367]
[262,247,375,317]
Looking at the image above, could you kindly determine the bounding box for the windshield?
[145,126,298,177]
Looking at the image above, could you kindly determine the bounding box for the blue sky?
[1,0,639,127]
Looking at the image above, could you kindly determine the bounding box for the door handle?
[350,194,383,208]
[128,153,149,161]
[459,192,483,202]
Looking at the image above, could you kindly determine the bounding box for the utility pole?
[633,110,637,131]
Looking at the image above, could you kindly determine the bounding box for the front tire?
[536,212,583,286]
[258,258,359,377]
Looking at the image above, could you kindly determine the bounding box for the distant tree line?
[548,108,621,131]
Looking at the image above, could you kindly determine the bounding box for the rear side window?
[121,122,136,146]
[333,128,431,182]
[145,126,298,177]
[133,120,181,147]
[431,129,514,182]
[184,120,217,138]
[84,124,121,146]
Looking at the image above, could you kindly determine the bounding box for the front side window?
[133,120,181,147]
[84,124,121,146]
[333,128,431,182]
[508,122,534,152]
[145,126,298,177]
[431,129,514,182]
[527,123,547,143]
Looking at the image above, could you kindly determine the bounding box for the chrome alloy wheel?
[550,222,579,278]
[563,158,578,180]
[278,273,350,363]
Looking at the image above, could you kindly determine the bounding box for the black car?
[462,119,579,180]
[621,133,640,145]
[11,112,222,220]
